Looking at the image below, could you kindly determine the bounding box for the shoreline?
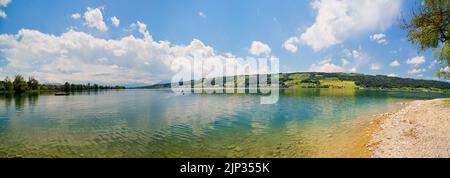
[367,98,450,158]
[306,101,408,158]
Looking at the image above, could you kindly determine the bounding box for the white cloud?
[83,7,108,31]
[71,13,81,20]
[0,0,11,18]
[343,49,363,59]
[440,66,450,73]
[198,11,206,18]
[370,63,382,70]
[408,68,426,74]
[310,61,345,73]
[389,60,400,67]
[0,28,253,85]
[309,58,356,73]
[282,37,300,53]
[388,74,398,77]
[136,21,151,39]
[0,0,10,6]
[287,0,402,51]
[387,73,398,77]
[341,48,370,68]
[110,16,120,27]
[370,33,388,44]
[320,48,370,73]
[248,41,271,56]
[341,59,349,66]
[406,55,426,66]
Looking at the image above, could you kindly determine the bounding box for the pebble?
[370,99,450,158]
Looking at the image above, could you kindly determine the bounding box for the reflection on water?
[0,89,448,158]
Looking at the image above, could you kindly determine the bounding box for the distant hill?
[134,72,450,92]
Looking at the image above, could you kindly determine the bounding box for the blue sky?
[0,0,448,85]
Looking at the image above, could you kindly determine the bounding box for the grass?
[319,79,357,89]
[283,74,318,88]
[283,75,358,89]
[284,81,317,88]
[288,74,310,80]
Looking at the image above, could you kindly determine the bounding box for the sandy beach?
[368,99,450,158]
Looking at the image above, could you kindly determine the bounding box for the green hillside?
[137,72,450,92]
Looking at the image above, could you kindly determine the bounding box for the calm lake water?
[0,89,449,158]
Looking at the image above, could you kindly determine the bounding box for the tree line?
[0,75,125,93]
[311,73,450,89]
[278,72,450,90]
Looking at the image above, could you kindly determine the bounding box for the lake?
[0,89,449,158]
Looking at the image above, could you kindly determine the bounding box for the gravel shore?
[368,99,450,158]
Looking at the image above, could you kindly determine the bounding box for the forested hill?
[136,72,450,92]
[279,73,450,89]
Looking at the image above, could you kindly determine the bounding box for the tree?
[4,77,13,91]
[13,75,29,93]
[0,81,5,91]
[402,0,450,78]
[64,82,71,92]
[27,77,39,90]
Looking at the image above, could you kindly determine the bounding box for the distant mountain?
[134,72,450,92]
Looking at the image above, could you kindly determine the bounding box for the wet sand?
[308,104,406,158]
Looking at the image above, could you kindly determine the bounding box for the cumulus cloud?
[248,41,271,57]
[110,16,120,27]
[0,0,11,18]
[341,59,349,66]
[0,28,255,85]
[312,48,372,74]
[387,73,398,77]
[83,7,108,31]
[370,33,388,44]
[71,13,81,20]
[343,49,363,59]
[408,68,426,74]
[341,48,370,69]
[309,59,346,73]
[136,21,151,39]
[282,37,300,53]
[406,55,426,66]
[370,63,382,70]
[0,0,10,6]
[389,60,400,67]
[285,0,402,51]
